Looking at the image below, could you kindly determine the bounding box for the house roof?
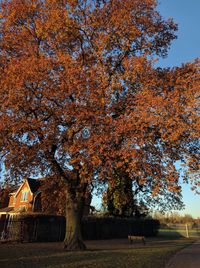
[0,207,14,213]
[0,206,28,213]
[9,186,19,195]
[14,178,41,197]
[27,178,41,193]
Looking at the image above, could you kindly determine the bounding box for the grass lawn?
[159,228,200,238]
[0,237,195,268]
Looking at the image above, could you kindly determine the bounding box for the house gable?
[14,180,33,199]
[8,180,34,212]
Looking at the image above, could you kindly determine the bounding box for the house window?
[21,191,29,201]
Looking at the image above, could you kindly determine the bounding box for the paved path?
[166,240,200,268]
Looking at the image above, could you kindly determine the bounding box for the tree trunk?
[63,191,86,251]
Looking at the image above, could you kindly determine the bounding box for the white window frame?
[21,191,29,202]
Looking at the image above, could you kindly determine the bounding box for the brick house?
[0,178,42,217]
[0,178,44,239]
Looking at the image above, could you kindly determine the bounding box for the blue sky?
[157,0,200,67]
[156,0,200,218]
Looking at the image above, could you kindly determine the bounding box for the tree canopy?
[0,0,199,250]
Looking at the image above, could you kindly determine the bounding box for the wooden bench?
[128,235,146,245]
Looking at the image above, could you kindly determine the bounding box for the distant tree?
[0,0,199,250]
[182,214,193,224]
[153,211,195,225]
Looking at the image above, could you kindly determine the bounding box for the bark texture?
[64,191,86,250]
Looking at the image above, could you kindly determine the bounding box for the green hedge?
[82,217,160,240]
[1,214,159,242]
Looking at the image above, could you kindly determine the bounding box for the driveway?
[166,240,200,268]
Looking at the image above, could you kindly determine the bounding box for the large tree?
[0,0,199,250]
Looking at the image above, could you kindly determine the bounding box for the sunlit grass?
[159,228,200,238]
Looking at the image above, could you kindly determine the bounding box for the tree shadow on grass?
[0,246,173,268]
